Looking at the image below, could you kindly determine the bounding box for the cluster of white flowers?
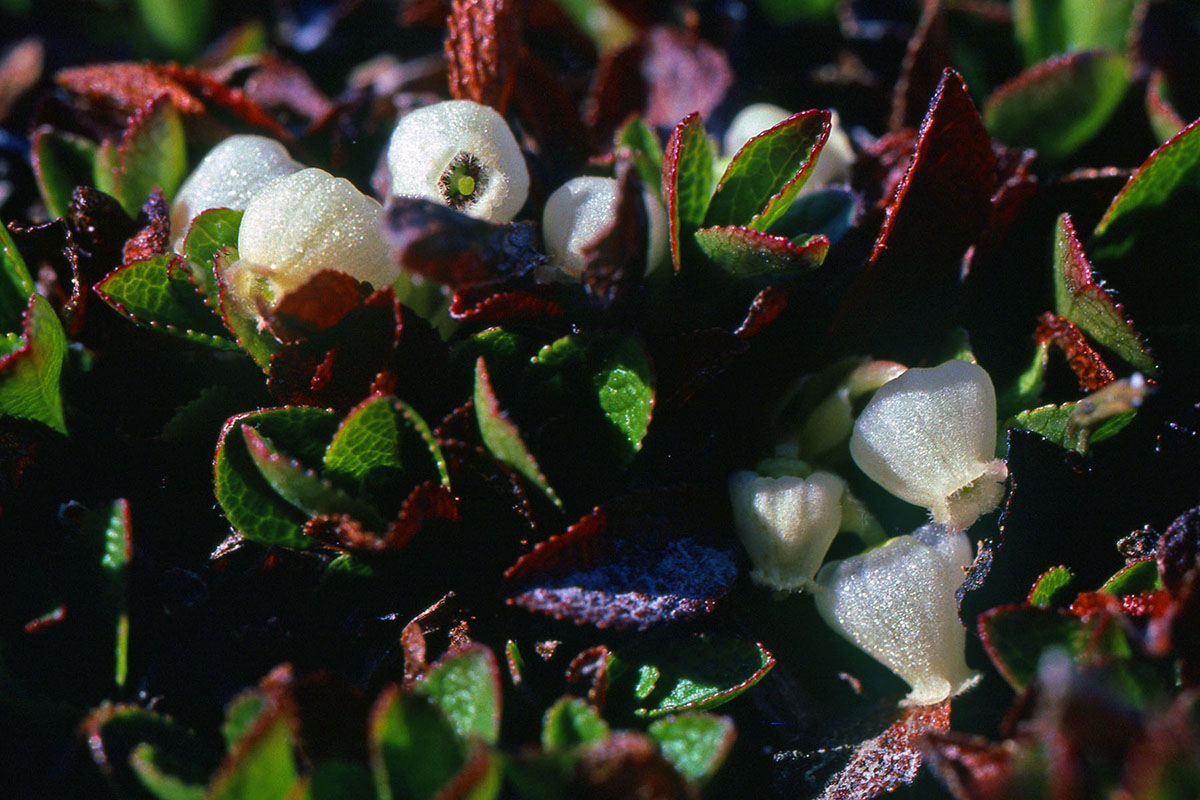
[731,359,1006,706]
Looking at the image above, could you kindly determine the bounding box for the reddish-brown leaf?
[1159,505,1200,595]
[581,160,648,308]
[55,62,204,115]
[502,486,738,630]
[121,188,170,263]
[567,731,688,799]
[241,55,333,127]
[829,69,996,356]
[1034,313,1115,392]
[890,5,952,132]
[734,286,789,339]
[565,645,611,709]
[448,286,566,326]
[385,480,462,550]
[817,702,952,800]
[0,38,43,121]
[445,0,522,112]
[153,64,293,141]
[922,732,1015,800]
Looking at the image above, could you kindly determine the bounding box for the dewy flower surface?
[541,176,668,279]
[850,359,1008,531]
[385,99,530,222]
[728,469,846,590]
[231,168,394,314]
[815,524,980,706]
[169,135,302,250]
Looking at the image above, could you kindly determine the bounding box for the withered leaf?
[445,0,522,112]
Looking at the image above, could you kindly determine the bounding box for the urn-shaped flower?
[541,176,668,279]
[814,524,980,705]
[850,359,1007,531]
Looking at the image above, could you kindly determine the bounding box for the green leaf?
[213,407,341,547]
[764,187,858,246]
[31,127,98,220]
[978,605,1088,689]
[212,247,280,371]
[95,255,238,348]
[129,743,207,800]
[662,113,716,272]
[540,698,609,752]
[306,760,378,800]
[592,335,654,455]
[241,426,387,531]
[0,221,34,333]
[133,0,212,57]
[369,688,466,800]
[222,692,267,749]
[323,395,407,493]
[181,208,243,286]
[754,0,837,24]
[83,500,133,688]
[646,713,735,785]
[612,635,774,718]
[0,294,67,434]
[694,226,829,276]
[616,116,664,196]
[1012,0,1137,65]
[474,357,562,509]
[1012,398,1137,454]
[113,99,187,216]
[703,109,829,231]
[983,51,1129,161]
[1100,559,1161,596]
[996,340,1049,417]
[1028,566,1073,608]
[209,706,301,800]
[1053,214,1155,374]
[415,646,501,746]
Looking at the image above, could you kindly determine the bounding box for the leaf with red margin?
[445,0,522,112]
[703,109,830,231]
[153,64,293,142]
[662,112,715,273]
[816,702,951,800]
[889,5,951,132]
[415,645,503,745]
[734,286,789,339]
[829,69,996,355]
[1034,312,1114,392]
[1146,71,1186,143]
[502,486,738,630]
[368,685,468,800]
[81,703,216,799]
[1053,213,1156,375]
[473,356,562,509]
[978,603,1088,689]
[0,294,67,434]
[448,285,566,326]
[567,731,689,798]
[111,97,187,217]
[921,731,1014,799]
[983,50,1129,161]
[694,226,829,276]
[212,246,280,372]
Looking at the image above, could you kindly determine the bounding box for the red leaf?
[568,731,688,798]
[55,62,204,115]
[817,702,952,800]
[922,731,1015,800]
[153,64,293,142]
[890,5,952,132]
[445,0,522,112]
[121,188,170,263]
[502,486,738,630]
[829,69,996,355]
[448,286,565,326]
[734,286,789,339]
[1034,313,1115,392]
[581,160,648,307]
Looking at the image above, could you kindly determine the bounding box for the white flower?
[386,99,529,222]
[722,105,855,194]
[170,135,302,250]
[227,168,394,316]
[541,176,668,279]
[814,524,980,706]
[850,360,1008,532]
[729,469,846,591]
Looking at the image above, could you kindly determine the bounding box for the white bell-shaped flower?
[728,469,846,591]
[723,103,791,156]
[170,135,302,250]
[386,99,529,222]
[229,168,394,316]
[850,360,1007,532]
[541,176,668,279]
[814,524,980,706]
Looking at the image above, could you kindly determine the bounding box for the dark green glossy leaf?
[662,112,715,272]
[984,51,1129,160]
[369,687,466,800]
[694,225,829,276]
[83,704,215,800]
[213,407,340,547]
[322,394,406,493]
[474,356,561,509]
[241,426,387,531]
[1028,566,1073,608]
[703,109,829,231]
[612,635,774,718]
[31,127,97,220]
[1100,559,1161,596]
[646,713,735,785]
[213,247,280,371]
[95,255,238,348]
[764,186,858,246]
[181,208,243,291]
[592,335,654,454]
[83,500,132,688]
[1012,0,1136,65]
[113,99,187,216]
[415,646,501,746]
[1053,214,1155,374]
[306,760,377,800]
[540,698,609,752]
[978,605,1087,689]
[0,294,67,434]
[616,116,664,196]
[1,220,34,334]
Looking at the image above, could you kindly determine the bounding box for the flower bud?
[386,99,529,222]
[814,524,980,706]
[728,469,846,591]
[229,168,393,316]
[850,360,1007,531]
[541,176,668,279]
[170,135,302,249]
